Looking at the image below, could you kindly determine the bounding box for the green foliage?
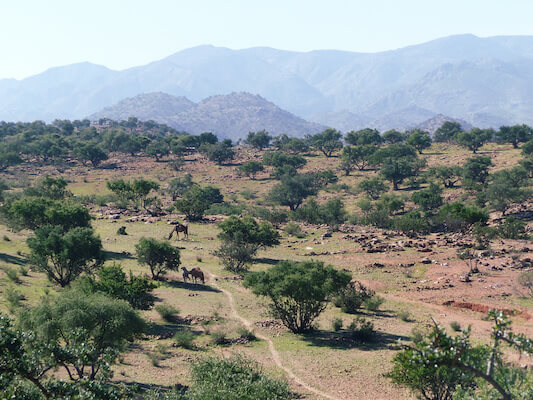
[518,270,533,298]
[426,165,462,188]
[106,178,160,209]
[0,147,23,171]
[372,143,418,163]
[293,197,347,226]
[268,173,319,211]
[405,129,432,154]
[79,264,156,310]
[334,281,375,314]
[411,183,443,211]
[332,318,343,332]
[174,331,196,349]
[145,139,170,161]
[348,317,376,341]
[24,177,71,200]
[215,216,280,272]
[202,141,235,165]
[73,142,108,167]
[27,225,103,287]
[363,295,385,312]
[393,211,430,234]
[284,222,306,238]
[244,260,351,333]
[206,202,245,216]
[245,130,272,150]
[455,128,493,153]
[6,197,91,231]
[496,124,533,148]
[498,216,528,239]
[450,321,461,332]
[398,310,411,322]
[174,185,223,220]
[249,206,288,224]
[486,167,530,215]
[167,174,194,201]
[462,156,493,188]
[438,202,489,231]
[340,145,377,172]
[310,128,343,157]
[382,129,407,144]
[380,158,420,190]
[387,310,533,400]
[135,237,181,279]
[357,177,388,199]
[186,355,292,400]
[155,304,180,322]
[345,128,382,146]
[434,121,463,143]
[237,161,264,179]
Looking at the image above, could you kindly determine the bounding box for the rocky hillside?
[90,92,326,140]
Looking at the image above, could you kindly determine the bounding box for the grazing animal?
[181,267,205,284]
[168,222,188,240]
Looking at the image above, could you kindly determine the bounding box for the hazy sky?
[2,0,533,79]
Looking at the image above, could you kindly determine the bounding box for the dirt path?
[208,273,340,400]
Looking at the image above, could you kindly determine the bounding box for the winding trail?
[208,273,340,400]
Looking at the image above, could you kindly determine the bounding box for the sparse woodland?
[1,118,533,399]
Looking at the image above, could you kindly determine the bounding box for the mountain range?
[2,34,533,133]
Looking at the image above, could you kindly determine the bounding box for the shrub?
[498,216,528,239]
[211,330,228,345]
[364,296,385,312]
[334,281,374,314]
[4,268,20,284]
[136,237,181,279]
[175,185,224,220]
[245,260,351,333]
[393,211,429,234]
[117,226,127,235]
[245,130,272,150]
[79,264,156,310]
[3,235,10,241]
[240,189,256,200]
[332,317,343,332]
[237,327,257,341]
[293,197,347,226]
[398,310,411,322]
[18,266,28,276]
[518,270,533,298]
[348,317,376,341]
[206,202,245,216]
[155,304,180,322]
[411,183,443,211]
[187,355,292,400]
[438,202,489,232]
[358,177,388,199]
[5,286,24,311]
[250,207,288,224]
[214,241,257,273]
[284,222,306,238]
[238,161,264,179]
[450,321,461,332]
[174,330,196,349]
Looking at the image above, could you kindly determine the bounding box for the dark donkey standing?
[168,221,188,240]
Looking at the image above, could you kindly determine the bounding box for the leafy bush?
[411,183,443,211]
[245,260,351,333]
[438,202,488,231]
[348,317,376,341]
[249,207,288,224]
[206,202,245,216]
[174,331,196,349]
[393,211,429,234]
[518,270,533,298]
[211,330,228,345]
[175,185,224,220]
[4,268,20,284]
[238,161,264,179]
[450,321,461,332]
[364,296,385,312]
[187,355,292,400]
[237,327,257,341]
[398,310,411,322]
[79,264,156,310]
[155,304,180,322]
[358,177,388,199]
[332,317,343,332]
[497,216,528,239]
[284,222,306,238]
[293,197,347,226]
[334,281,375,314]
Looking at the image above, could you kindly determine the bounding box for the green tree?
[135,237,181,279]
[215,216,280,272]
[79,264,156,310]
[198,132,218,145]
[434,121,462,143]
[244,260,351,333]
[345,128,382,146]
[245,130,272,150]
[462,156,492,188]
[167,174,194,201]
[237,161,264,179]
[293,197,347,226]
[0,147,23,171]
[174,185,223,220]
[27,226,104,287]
[426,165,462,188]
[486,167,530,215]
[382,129,406,144]
[202,141,235,165]
[26,177,71,200]
[340,145,378,174]
[358,177,388,200]
[455,128,493,153]
[19,290,145,382]
[411,183,443,211]
[145,140,170,161]
[371,143,418,164]
[496,124,533,149]
[131,178,160,209]
[268,174,318,211]
[380,158,417,190]
[310,129,343,157]
[74,142,108,167]
[405,129,432,154]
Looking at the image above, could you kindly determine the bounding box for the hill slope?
[89,92,326,140]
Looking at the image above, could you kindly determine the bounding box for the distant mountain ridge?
[89,92,326,140]
[2,34,533,131]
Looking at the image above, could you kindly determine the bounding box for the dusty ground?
[0,142,531,399]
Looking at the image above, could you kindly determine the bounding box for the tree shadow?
[301,329,409,351]
[102,250,135,261]
[0,252,27,266]
[163,279,221,293]
[254,257,283,265]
